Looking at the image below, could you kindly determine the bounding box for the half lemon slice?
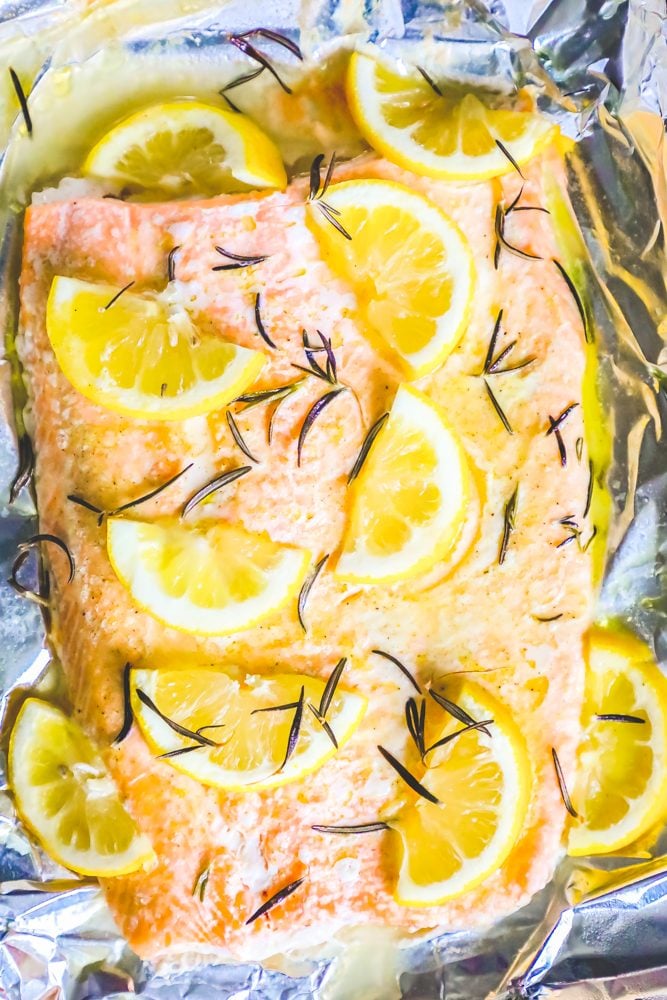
[310,178,474,378]
[83,101,287,196]
[336,384,473,584]
[131,666,366,791]
[347,51,553,181]
[107,517,310,636]
[391,682,531,905]
[9,699,154,877]
[568,628,667,856]
[46,276,265,421]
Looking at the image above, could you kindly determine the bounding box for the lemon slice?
[310,178,474,378]
[336,384,473,584]
[9,699,154,877]
[347,51,554,181]
[390,682,531,905]
[131,666,366,791]
[83,101,287,196]
[107,517,310,636]
[46,276,265,421]
[568,629,667,856]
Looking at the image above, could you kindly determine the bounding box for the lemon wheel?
[9,699,154,877]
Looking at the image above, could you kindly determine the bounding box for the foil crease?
[0,1,666,998]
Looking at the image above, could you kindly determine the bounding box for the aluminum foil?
[0,0,666,997]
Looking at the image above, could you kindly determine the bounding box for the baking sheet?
[0,1,666,997]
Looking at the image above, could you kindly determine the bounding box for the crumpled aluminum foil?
[0,0,666,997]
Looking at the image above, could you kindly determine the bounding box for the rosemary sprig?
[251,701,300,715]
[167,246,180,282]
[220,65,265,111]
[547,403,578,435]
[377,745,440,804]
[484,378,513,434]
[533,613,564,622]
[584,459,594,518]
[551,747,578,817]
[307,702,338,749]
[482,310,503,373]
[193,865,210,901]
[136,689,219,747]
[181,466,251,517]
[429,690,492,738]
[405,697,426,759]
[236,380,305,410]
[319,657,347,719]
[113,662,133,745]
[416,65,442,96]
[424,718,494,756]
[498,485,518,564]
[582,524,597,552]
[296,387,346,466]
[9,67,32,135]
[281,686,305,770]
[158,745,206,759]
[226,411,259,463]
[253,292,277,349]
[18,533,74,583]
[9,433,34,503]
[348,413,389,484]
[213,246,269,271]
[297,554,328,632]
[494,202,542,269]
[69,465,193,523]
[495,139,524,178]
[245,876,306,925]
[103,281,134,310]
[553,260,592,342]
[312,821,390,834]
[316,201,352,240]
[307,152,352,240]
[233,27,302,60]
[575,437,584,462]
[372,649,421,694]
[229,33,294,94]
[595,713,645,724]
[8,548,48,606]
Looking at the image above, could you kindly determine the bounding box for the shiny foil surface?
[0,1,666,997]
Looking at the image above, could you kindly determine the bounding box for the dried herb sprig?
[424,717,494,756]
[193,865,210,901]
[595,713,645,724]
[103,281,135,310]
[377,745,440,804]
[293,330,338,385]
[551,746,578,817]
[167,246,180,282]
[281,685,305,770]
[494,203,542,269]
[18,533,75,583]
[8,548,48,606]
[307,151,352,240]
[226,410,259,463]
[553,260,592,343]
[484,379,513,434]
[158,745,207,760]
[213,246,269,271]
[181,466,251,517]
[220,65,265,111]
[9,433,34,504]
[481,309,534,377]
[307,702,338,749]
[251,701,300,715]
[253,292,277,349]
[372,649,421,694]
[312,821,390,834]
[236,380,305,410]
[405,697,426,759]
[498,485,518,564]
[319,657,347,719]
[68,464,194,526]
[297,554,328,632]
[296,387,346,466]
[136,689,219,747]
[233,27,302,61]
[533,613,564,622]
[584,460,594,519]
[547,403,578,435]
[348,412,389,484]
[228,33,295,94]
[113,662,133,745]
[245,876,306,925]
[495,139,524,178]
[416,65,442,96]
[9,67,32,135]
[429,690,492,738]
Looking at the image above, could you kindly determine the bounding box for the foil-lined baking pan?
[0,0,666,996]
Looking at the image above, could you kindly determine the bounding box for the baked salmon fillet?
[17,149,593,962]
